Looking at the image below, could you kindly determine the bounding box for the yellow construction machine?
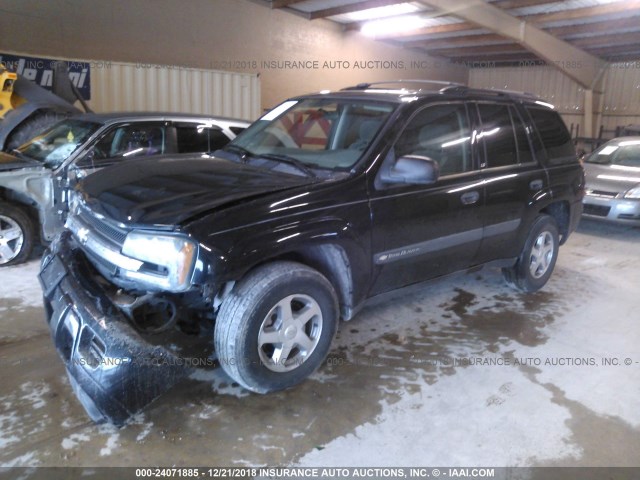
[0,61,90,151]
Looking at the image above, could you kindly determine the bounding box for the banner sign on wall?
[0,53,91,100]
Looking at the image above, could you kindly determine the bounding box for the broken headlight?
[121,231,197,292]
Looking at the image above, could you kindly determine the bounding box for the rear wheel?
[6,111,67,150]
[503,214,559,292]
[0,202,34,266]
[214,261,339,393]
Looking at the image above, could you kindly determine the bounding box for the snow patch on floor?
[197,403,223,420]
[136,422,154,442]
[0,451,39,468]
[0,411,20,450]
[0,260,43,307]
[61,432,91,450]
[189,368,249,397]
[98,424,120,456]
[19,381,50,409]
[309,370,339,384]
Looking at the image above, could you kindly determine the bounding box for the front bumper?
[583,195,640,226]
[39,231,189,425]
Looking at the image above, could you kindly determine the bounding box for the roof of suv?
[75,111,251,126]
[297,80,550,108]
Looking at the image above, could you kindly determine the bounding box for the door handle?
[529,179,544,191]
[460,191,480,205]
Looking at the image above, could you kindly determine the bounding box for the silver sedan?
[582,137,640,225]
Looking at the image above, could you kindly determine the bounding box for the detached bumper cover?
[39,231,189,425]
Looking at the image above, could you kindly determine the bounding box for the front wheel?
[503,215,559,292]
[214,261,339,393]
[0,202,34,267]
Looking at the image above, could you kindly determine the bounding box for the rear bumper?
[39,231,189,425]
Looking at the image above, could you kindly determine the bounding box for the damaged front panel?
[39,231,191,425]
[0,166,62,241]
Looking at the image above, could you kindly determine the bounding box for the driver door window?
[394,104,472,176]
[78,123,166,169]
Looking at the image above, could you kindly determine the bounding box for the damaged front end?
[39,231,196,426]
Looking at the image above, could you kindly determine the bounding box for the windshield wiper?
[258,153,317,179]
[224,144,254,163]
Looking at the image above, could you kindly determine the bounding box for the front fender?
[197,215,372,313]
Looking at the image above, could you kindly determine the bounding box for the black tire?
[5,111,68,150]
[503,214,559,293]
[0,202,34,266]
[214,261,339,393]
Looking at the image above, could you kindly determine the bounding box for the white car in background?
[0,112,250,266]
[582,137,640,226]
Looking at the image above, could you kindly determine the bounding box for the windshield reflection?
[223,98,396,173]
[17,119,101,167]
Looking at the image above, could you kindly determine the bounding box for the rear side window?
[477,103,518,168]
[511,108,534,164]
[526,107,576,164]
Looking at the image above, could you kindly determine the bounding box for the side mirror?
[381,155,439,185]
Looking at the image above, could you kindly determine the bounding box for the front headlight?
[121,231,197,292]
[624,185,640,199]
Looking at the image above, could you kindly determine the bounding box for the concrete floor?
[1,219,639,470]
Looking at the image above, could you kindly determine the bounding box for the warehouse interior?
[0,0,639,474]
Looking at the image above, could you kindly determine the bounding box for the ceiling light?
[361,15,427,37]
[349,3,420,22]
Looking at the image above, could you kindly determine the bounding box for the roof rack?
[339,81,541,102]
[341,79,465,91]
[439,85,539,100]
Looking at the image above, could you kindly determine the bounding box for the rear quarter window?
[526,107,576,165]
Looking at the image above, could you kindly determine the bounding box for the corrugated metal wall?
[601,64,640,132]
[469,63,640,138]
[89,62,261,121]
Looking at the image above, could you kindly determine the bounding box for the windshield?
[586,140,640,168]
[17,119,101,167]
[225,98,396,172]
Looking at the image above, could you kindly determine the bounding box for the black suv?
[39,81,584,424]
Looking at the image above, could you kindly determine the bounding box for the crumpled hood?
[0,151,42,171]
[584,162,640,194]
[79,155,313,225]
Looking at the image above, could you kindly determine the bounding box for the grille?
[77,205,128,245]
[583,204,611,217]
[84,246,118,275]
[587,190,618,198]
